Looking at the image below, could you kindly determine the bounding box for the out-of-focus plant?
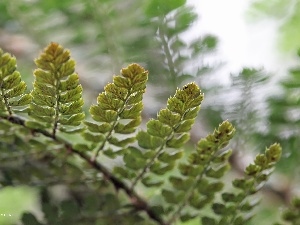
[144,0,218,90]
[203,67,270,153]
[253,50,300,176]
[278,197,300,225]
[248,0,300,52]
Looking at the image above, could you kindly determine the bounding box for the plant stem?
[158,16,178,89]
[2,114,168,225]
[130,146,165,191]
[130,110,188,191]
[52,73,62,138]
[1,83,13,115]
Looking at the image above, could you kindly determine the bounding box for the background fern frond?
[27,42,85,136]
[145,0,218,99]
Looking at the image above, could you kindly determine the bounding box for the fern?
[164,120,235,223]
[27,42,85,136]
[0,47,32,148]
[256,50,300,175]
[0,43,284,225]
[209,143,282,225]
[122,82,204,190]
[0,48,31,116]
[147,0,218,90]
[83,63,147,159]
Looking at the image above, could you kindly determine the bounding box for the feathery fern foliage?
[0,48,31,116]
[84,63,147,158]
[0,43,284,225]
[27,42,85,135]
[209,143,281,225]
[250,50,300,176]
[0,48,32,147]
[163,120,235,223]
[115,82,204,190]
[147,0,218,90]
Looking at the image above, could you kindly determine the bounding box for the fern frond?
[161,120,235,223]
[27,42,85,136]
[117,82,204,190]
[0,48,31,116]
[207,143,282,225]
[84,63,147,159]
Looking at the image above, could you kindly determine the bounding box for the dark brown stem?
[70,146,167,224]
[1,115,167,225]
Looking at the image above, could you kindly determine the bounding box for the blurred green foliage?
[0,186,38,225]
[252,50,300,176]
[248,0,300,52]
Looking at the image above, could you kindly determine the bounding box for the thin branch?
[2,115,167,225]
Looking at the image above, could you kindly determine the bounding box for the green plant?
[248,0,300,52]
[252,50,300,176]
[275,197,300,225]
[0,43,283,225]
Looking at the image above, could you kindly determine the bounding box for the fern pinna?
[0,43,284,225]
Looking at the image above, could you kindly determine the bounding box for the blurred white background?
[187,0,293,83]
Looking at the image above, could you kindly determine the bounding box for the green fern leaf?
[84,121,112,133]
[178,163,204,177]
[28,42,85,135]
[0,48,31,115]
[127,82,203,190]
[84,63,147,159]
[147,119,173,137]
[114,118,141,134]
[150,161,175,175]
[202,216,217,225]
[0,43,286,225]
[157,151,183,163]
[137,131,164,149]
[141,176,164,187]
[166,133,190,148]
[213,143,282,225]
[169,176,193,191]
[164,120,235,224]
[162,189,185,204]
